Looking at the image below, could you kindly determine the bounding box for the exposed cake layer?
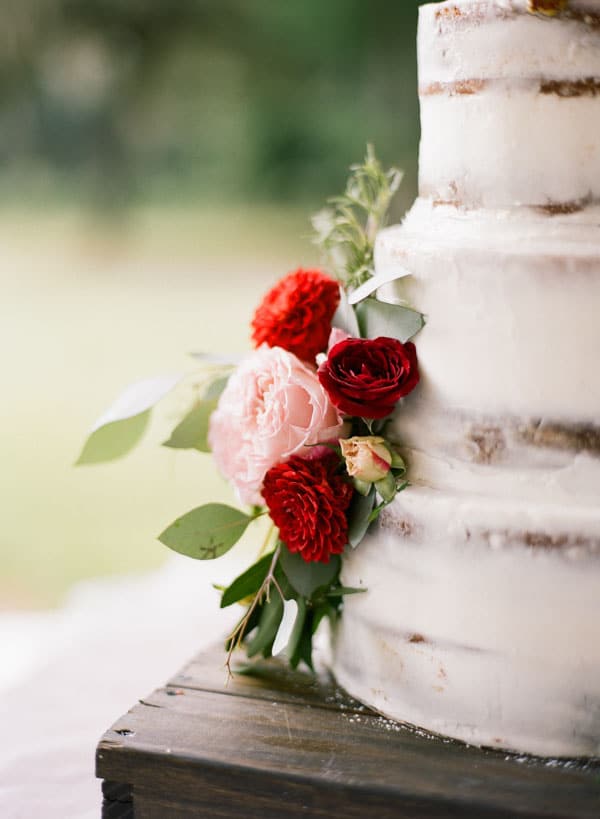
[394,401,600,508]
[375,198,600,423]
[418,0,600,206]
[332,486,600,757]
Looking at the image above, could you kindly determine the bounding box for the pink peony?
[208,346,346,505]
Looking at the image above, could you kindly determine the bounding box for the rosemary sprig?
[312,144,403,289]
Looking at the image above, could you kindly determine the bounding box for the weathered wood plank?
[101,779,133,818]
[169,645,365,714]
[96,648,600,819]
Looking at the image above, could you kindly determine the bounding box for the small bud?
[340,436,393,483]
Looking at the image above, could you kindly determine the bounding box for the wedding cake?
[331,0,600,757]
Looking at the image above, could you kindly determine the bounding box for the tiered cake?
[332,0,600,758]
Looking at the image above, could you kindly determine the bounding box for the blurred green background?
[2,0,426,608]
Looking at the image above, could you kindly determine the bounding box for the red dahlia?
[262,453,353,563]
[251,268,340,362]
[318,336,419,419]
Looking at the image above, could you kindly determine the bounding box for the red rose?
[262,453,353,563]
[318,337,419,419]
[251,268,340,362]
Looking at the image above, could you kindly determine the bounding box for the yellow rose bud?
[340,436,392,483]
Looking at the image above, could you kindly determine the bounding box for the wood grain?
[97,646,600,818]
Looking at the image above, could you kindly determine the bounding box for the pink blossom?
[208,346,347,505]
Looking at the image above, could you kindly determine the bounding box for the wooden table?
[96,646,600,818]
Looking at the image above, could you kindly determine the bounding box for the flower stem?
[224,543,281,679]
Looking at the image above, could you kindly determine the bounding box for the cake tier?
[375,198,600,504]
[377,197,600,420]
[332,487,600,757]
[332,194,600,757]
[418,0,600,207]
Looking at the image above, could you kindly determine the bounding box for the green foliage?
[162,399,216,452]
[203,376,229,401]
[356,297,425,342]
[158,503,255,560]
[220,552,274,608]
[246,592,284,658]
[76,411,151,465]
[347,486,376,547]
[279,547,341,599]
[313,145,403,288]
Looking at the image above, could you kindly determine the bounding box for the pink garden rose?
[208,346,346,505]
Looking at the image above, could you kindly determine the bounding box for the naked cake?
[331,0,600,758]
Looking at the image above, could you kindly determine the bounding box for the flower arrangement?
[78,147,424,673]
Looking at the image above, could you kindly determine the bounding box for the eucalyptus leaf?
[158,503,254,560]
[348,266,412,305]
[311,602,337,635]
[77,373,183,464]
[76,410,151,465]
[279,547,341,598]
[356,298,425,343]
[292,618,315,671]
[162,399,217,452]
[204,376,229,401]
[375,471,397,503]
[246,592,284,658]
[272,598,299,656]
[331,285,360,338]
[288,597,307,656]
[220,552,274,609]
[327,586,366,597]
[347,486,376,547]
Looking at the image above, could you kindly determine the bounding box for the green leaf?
[204,376,229,401]
[352,477,372,496]
[158,503,254,560]
[272,597,307,657]
[348,267,412,305]
[291,619,314,671]
[286,597,306,659]
[162,399,216,452]
[279,547,341,599]
[76,373,183,465]
[246,592,284,658]
[76,410,151,465]
[347,486,376,547]
[389,450,406,472]
[327,586,366,597]
[311,602,338,635]
[375,471,396,503]
[331,286,360,337]
[356,297,425,342]
[220,552,274,608]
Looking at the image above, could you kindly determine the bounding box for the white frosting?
[420,2,600,86]
[419,88,600,208]
[332,1,600,758]
[376,199,600,421]
[418,1,600,207]
[333,487,600,757]
[397,406,600,507]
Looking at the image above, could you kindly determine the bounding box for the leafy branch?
[224,544,282,679]
[312,144,403,289]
